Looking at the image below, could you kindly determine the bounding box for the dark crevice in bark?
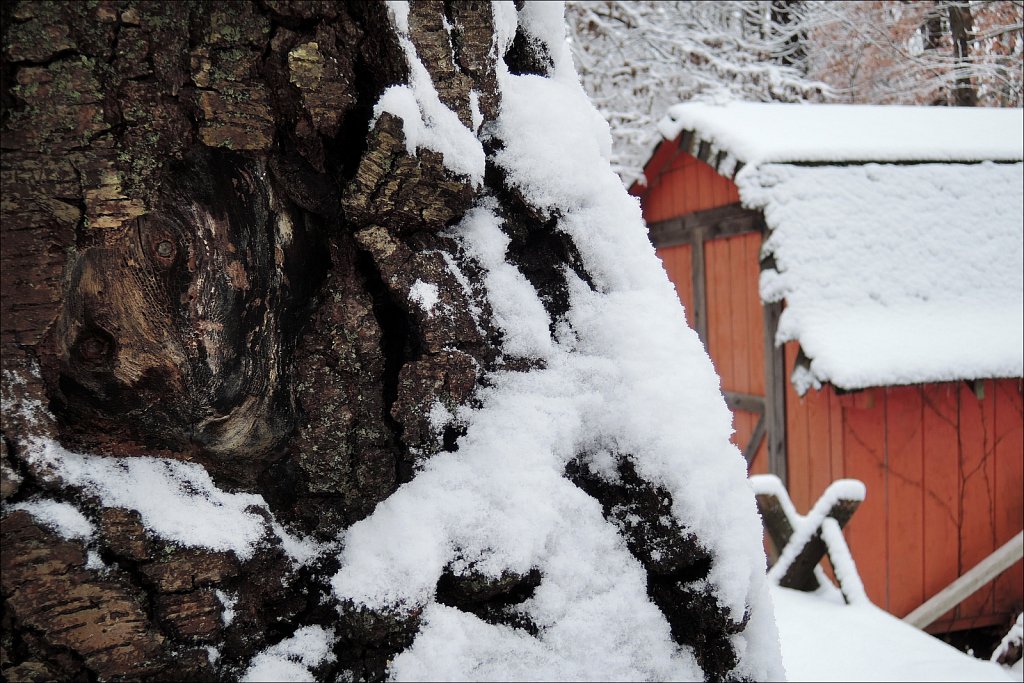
[208,552,340,676]
[440,422,466,453]
[256,1,328,32]
[0,54,16,130]
[323,25,399,188]
[325,7,408,191]
[354,249,417,486]
[503,26,553,76]
[2,619,94,683]
[270,146,342,219]
[257,453,303,519]
[436,567,542,636]
[442,0,464,69]
[0,432,31,500]
[105,13,122,68]
[565,455,746,681]
[331,601,422,683]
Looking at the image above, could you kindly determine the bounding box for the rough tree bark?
[947,0,979,106]
[1,2,759,681]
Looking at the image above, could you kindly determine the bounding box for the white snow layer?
[10,498,96,541]
[745,161,1024,390]
[241,626,336,682]
[773,586,1017,682]
[409,279,440,314]
[19,437,322,563]
[658,101,1024,166]
[332,3,783,681]
[375,2,485,185]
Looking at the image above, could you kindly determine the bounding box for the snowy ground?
[773,586,1020,682]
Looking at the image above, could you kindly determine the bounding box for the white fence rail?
[903,530,1024,630]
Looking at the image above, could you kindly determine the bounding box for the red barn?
[632,102,1024,633]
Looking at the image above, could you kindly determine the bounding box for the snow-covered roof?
[654,103,1024,391]
[658,102,1024,166]
[749,161,1024,391]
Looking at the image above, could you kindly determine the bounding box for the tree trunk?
[947,0,979,106]
[1,2,776,681]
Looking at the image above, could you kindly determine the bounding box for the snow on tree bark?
[1,2,782,681]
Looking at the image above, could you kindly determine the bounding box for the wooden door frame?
[648,203,788,484]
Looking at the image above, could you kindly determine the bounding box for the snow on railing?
[750,474,867,604]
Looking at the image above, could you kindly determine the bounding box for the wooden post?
[744,416,767,466]
[754,478,866,601]
[723,391,767,464]
[755,490,802,578]
[763,299,787,486]
[691,226,708,345]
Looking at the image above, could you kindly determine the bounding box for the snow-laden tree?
[792,0,1023,108]
[1,1,782,681]
[567,1,1022,184]
[565,0,827,183]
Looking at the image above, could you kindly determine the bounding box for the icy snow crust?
[659,102,1024,165]
[747,162,1024,390]
[332,3,784,681]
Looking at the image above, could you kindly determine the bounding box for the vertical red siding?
[993,380,1024,617]
[920,378,1023,633]
[957,381,998,624]
[840,387,889,606]
[740,236,763,443]
[729,238,752,454]
[702,233,766,460]
[829,386,845,483]
[786,377,1023,628]
[784,342,812,511]
[656,244,694,328]
[885,385,925,617]
[706,239,732,388]
[806,378,833,505]
[922,383,961,627]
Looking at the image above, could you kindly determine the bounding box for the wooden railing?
[904,531,1024,630]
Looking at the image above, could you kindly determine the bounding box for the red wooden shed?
[632,102,1024,633]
